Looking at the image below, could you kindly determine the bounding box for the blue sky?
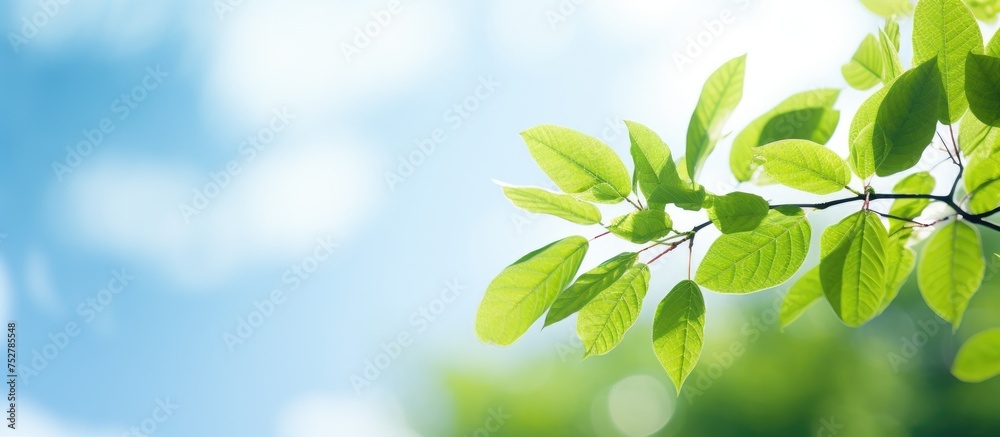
[2,0,991,435]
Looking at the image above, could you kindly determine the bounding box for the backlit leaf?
[952,328,1000,382]
[687,55,746,181]
[577,264,649,357]
[652,280,706,391]
[707,192,770,234]
[780,267,824,329]
[820,211,889,327]
[521,125,632,203]
[918,221,985,329]
[545,252,638,326]
[499,183,602,225]
[607,210,674,244]
[753,139,852,195]
[913,0,984,123]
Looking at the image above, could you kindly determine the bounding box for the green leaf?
[577,264,649,357]
[687,55,747,181]
[499,183,602,225]
[652,280,706,391]
[861,0,914,17]
[707,192,770,234]
[879,230,917,314]
[917,221,985,329]
[475,236,589,346]
[819,211,889,327]
[607,210,674,244]
[965,153,1000,213]
[913,0,984,124]
[758,108,841,146]
[843,34,885,90]
[990,27,1000,56]
[780,267,824,329]
[648,182,708,212]
[521,125,632,203]
[753,139,852,195]
[627,121,683,207]
[888,172,936,230]
[848,80,894,178]
[959,110,999,156]
[952,328,1000,383]
[695,206,811,294]
[731,89,840,182]
[880,29,905,82]
[966,53,1000,127]
[545,252,638,327]
[885,18,902,51]
[872,58,944,176]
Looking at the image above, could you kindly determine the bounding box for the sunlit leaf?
[880,29,905,82]
[952,328,1000,383]
[879,230,916,314]
[913,0,984,124]
[918,221,985,329]
[577,264,649,357]
[820,211,889,327]
[627,121,683,208]
[843,34,885,90]
[521,125,632,203]
[872,58,943,176]
[687,55,746,181]
[607,210,674,244]
[476,236,589,345]
[696,207,811,294]
[707,192,770,234]
[545,252,638,327]
[753,139,852,195]
[966,53,1000,127]
[959,110,999,156]
[965,152,1000,213]
[861,0,914,17]
[731,89,840,182]
[499,183,602,225]
[888,172,936,230]
[652,280,706,391]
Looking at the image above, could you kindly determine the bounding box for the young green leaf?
[990,27,1000,57]
[861,0,914,17]
[964,153,1000,213]
[652,280,706,392]
[648,182,708,212]
[577,264,649,357]
[872,58,944,176]
[758,108,841,147]
[627,120,683,207]
[888,172,936,230]
[820,211,889,327]
[687,55,746,181]
[696,207,811,294]
[475,236,589,346]
[499,183,602,225]
[753,139,852,195]
[913,0,984,124]
[545,252,639,327]
[884,18,901,52]
[607,210,674,244]
[842,34,885,90]
[848,79,895,178]
[918,221,985,329]
[952,328,1000,383]
[707,192,770,234]
[780,267,824,330]
[521,125,632,203]
[731,89,840,182]
[966,53,1000,127]
[879,29,905,82]
[959,111,999,156]
[879,230,916,315]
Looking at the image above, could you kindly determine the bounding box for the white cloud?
[54,137,381,289]
[204,0,461,126]
[276,395,421,437]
